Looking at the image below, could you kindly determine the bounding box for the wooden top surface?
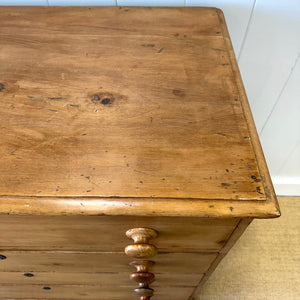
[0,7,279,217]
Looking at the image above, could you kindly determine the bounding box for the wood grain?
[0,215,238,251]
[0,251,216,275]
[0,7,270,205]
[0,271,202,287]
[0,284,195,300]
[0,195,280,218]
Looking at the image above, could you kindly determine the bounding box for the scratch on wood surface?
[216,132,227,137]
[28,95,66,102]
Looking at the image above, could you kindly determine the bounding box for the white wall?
[1,0,299,195]
[238,0,300,196]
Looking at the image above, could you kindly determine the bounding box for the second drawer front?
[0,251,217,275]
[0,271,203,287]
[0,284,196,300]
[1,215,239,252]
[0,251,213,299]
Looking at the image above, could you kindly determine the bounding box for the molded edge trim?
[215,8,280,218]
[0,196,280,218]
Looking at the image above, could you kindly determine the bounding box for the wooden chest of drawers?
[0,6,280,300]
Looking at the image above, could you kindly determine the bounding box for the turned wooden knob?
[125,228,158,259]
[125,244,157,258]
[125,228,158,300]
[126,228,158,244]
[130,260,155,272]
[130,260,155,286]
[130,272,155,285]
[134,287,154,297]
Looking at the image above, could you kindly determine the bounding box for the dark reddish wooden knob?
[134,287,154,297]
[130,260,155,272]
[130,272,155,285]
[130,260,155,287]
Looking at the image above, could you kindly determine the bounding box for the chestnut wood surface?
[0,7,279,219]
[0,215,238,251]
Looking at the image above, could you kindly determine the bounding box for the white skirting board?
[273,177,300,196]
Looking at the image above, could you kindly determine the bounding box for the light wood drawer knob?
[125,244,157,259]
[125,229,158,300]
[125,228,158,259]
[126,228,158,244]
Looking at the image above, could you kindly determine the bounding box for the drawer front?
[1,215,236,299]
[0,251,217,275]
[0,251,212,299]
[0,284,195,300]
[0,271,203,287]
[1,215,239,252]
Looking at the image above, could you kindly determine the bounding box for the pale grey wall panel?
[260,56,300,194]
[0,0,48,4]
[238,0,300,133]
[273,140,300,195]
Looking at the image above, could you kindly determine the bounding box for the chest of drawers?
[0,6,280,300]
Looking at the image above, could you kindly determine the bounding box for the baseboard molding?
[273,176,300,196]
